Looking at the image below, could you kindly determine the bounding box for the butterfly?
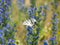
[23,18,36,27]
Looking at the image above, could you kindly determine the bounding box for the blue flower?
[0,16,4,21]
[8,43,16,45]
[52,13,58,19]
[5,0,11,6]
[36,28,40,34]
[54,13,58,16]
[4,13,10,20]
[44,42,48,45]
[0,30,4,37]
[0,8,5,11]
[53,32,57,34]
[44,40,48,45]
[12,43,16,45]
[8,43,11,45]
[0,33,3,38]
[29,42,33,44]
[27,26,33,31]
[31,16,36,19]
[0,0,16,44]
[8,39,15,43]
[40,6,43,9]
[0,30,4,33]
[6,24,11,29]
[4,4,9,10]
[1,44,5,45]
[28,7,37,17]
[27,31,33,36]
[0,0,4,5]
[50,36,56,41]
[41,11,46,16]
[3,27,8,31]
[5,14,9,18]
[0,11,2,14]
[0,8,5,13]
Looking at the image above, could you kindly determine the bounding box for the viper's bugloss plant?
[23,5,46,45]
[0,0,16,45]
[50,13,58,45]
